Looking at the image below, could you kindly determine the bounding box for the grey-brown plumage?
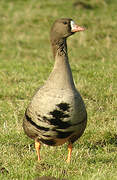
[23,18,87,162]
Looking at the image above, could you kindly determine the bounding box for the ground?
[0,0,117,179]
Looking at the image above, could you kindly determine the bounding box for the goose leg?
[35,140,41,161]
[66,142,72,163]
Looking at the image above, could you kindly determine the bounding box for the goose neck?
[51,38,67,59]
[46,38,75,90]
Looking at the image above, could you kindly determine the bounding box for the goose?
[23,18,87,163]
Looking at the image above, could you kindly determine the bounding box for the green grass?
[0,0,117,179]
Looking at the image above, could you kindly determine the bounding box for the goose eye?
[63,21,67,25]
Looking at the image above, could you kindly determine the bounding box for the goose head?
[50,18,85,41]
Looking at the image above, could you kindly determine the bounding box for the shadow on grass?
[97,132,117,146]
[73,1,93,10]
[34,176,67,180]
[85,132,117,151]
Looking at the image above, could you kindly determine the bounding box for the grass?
[0,0,117,179]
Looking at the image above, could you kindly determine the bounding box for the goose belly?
[23,88,87,145]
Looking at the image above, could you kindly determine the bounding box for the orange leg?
[66,143,72,163]
[35,140,41,161]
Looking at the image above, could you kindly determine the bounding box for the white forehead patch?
[70,20,76,30]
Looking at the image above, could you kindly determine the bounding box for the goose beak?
[71,25,85,32]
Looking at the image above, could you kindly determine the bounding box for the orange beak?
[71,24,85,32]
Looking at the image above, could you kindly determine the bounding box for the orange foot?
[66,143,72,163]
[35,140,41,161]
